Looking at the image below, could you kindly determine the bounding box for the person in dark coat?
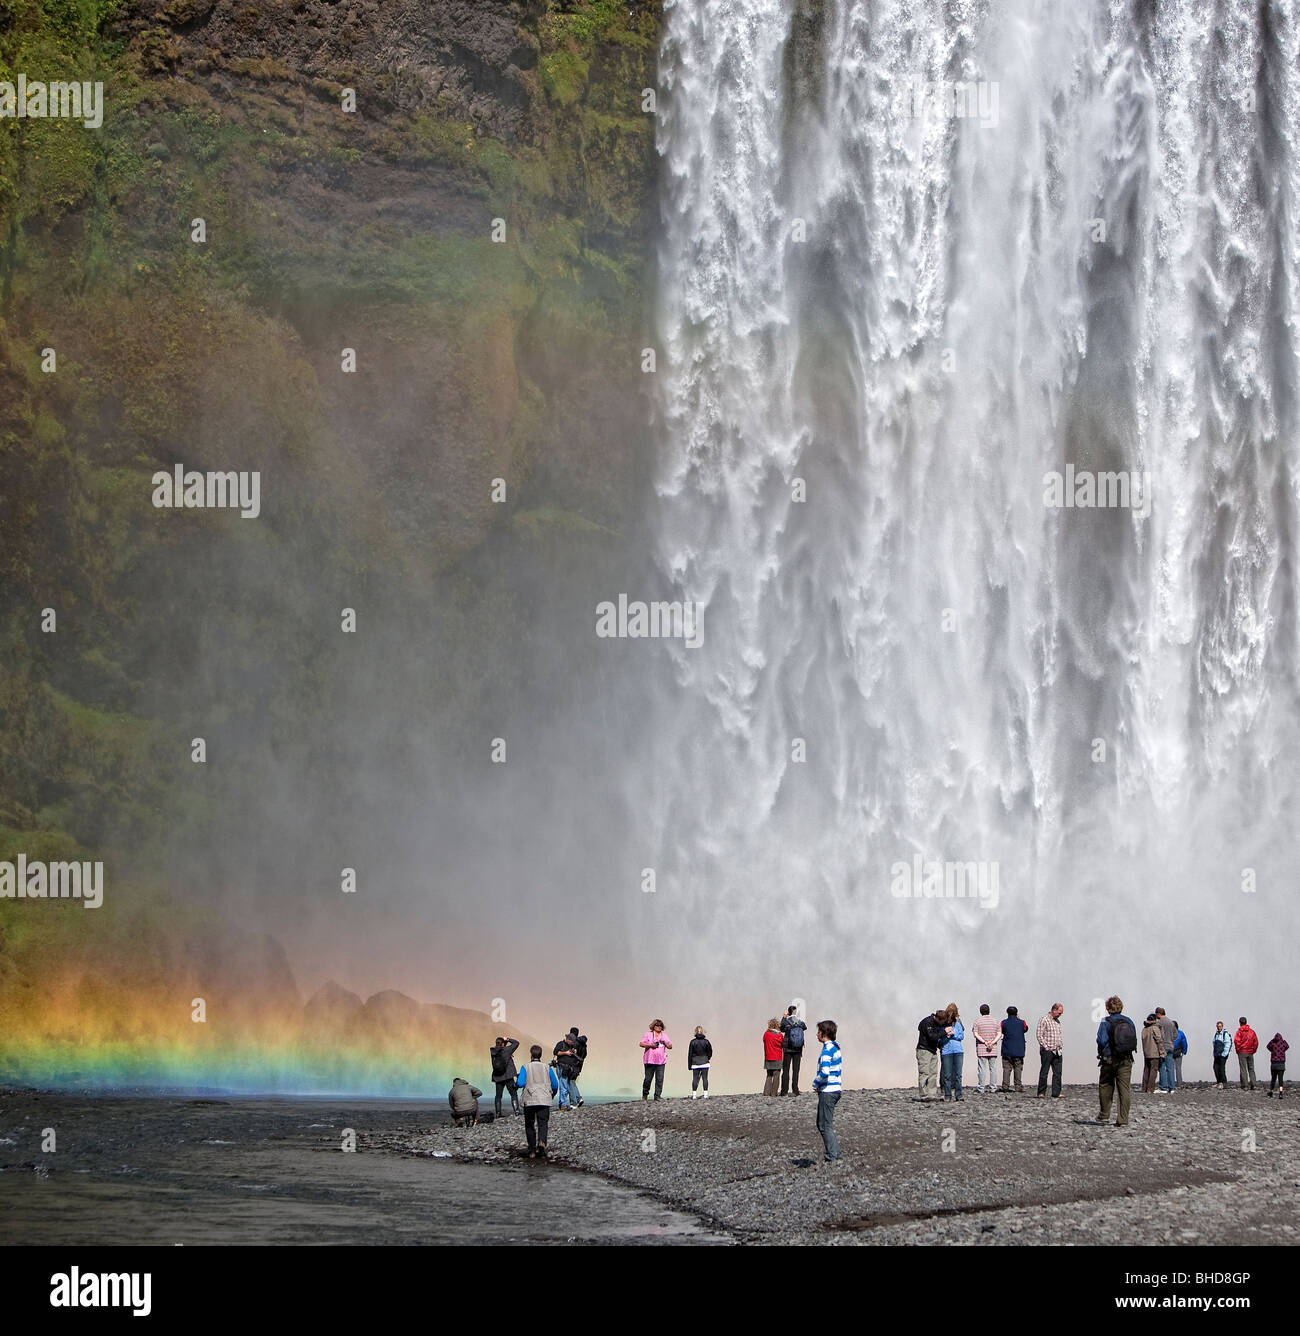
[490,1037,521,1117]
[448,1077,483,1126]
[687,1025,713,1097]
[999,1006,1029,1092]
[1266,1032,1288,1097]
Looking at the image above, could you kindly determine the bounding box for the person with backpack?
[563,1027,587,1107]
[780,1004,807,1096]
[916,1009,948,1100]
[515,1044,559,1158]
[552,1033,580,1110]
[971,1004,1001,1093]
[688,1025,713,1098]
[763,1017,784,1095]
[1096,995,1137,1127]
[1234,1017,1259,1090]
[640,1019,673,1100]
[1172,1022,1187,1088]
[940,1003,966,1101]
[1212,1021,1233,1089]
[489,1036,521,1118]
[1266,1032,1288,1097]
[811,1020,843,1162]
[999,1006,1029,1092]
[1141,1014,1165,1092]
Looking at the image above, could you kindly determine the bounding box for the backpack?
[786,1020,805,1049]
[1107,1016,1137,1056]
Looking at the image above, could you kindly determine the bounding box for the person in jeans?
[1171,1022,1187,1088]
[971,1004,1001,1093]
[780,1005,807,1096]
[1212,1021,1232,1089]
[688,1025,712,1098]
[1036,1003,1064,1099]
[1155,1008,1177,1092]
[1095,995,1136,1127]
[1000,1006,1028,1092]
[762,1018,784,1095]
[811,1020,842,1162]
[489,1036,521,1118]
[940,1004,965,1101]
[1266,1032,1288,1097]
[1234,1017,1259,1090]
[1141,1014,1166,1092]
[552,1033,580,1109]
[515,1044,558,1158]
[563,1027,587,1107]
[640,1019,672,1100]
[916,1009,948,1100]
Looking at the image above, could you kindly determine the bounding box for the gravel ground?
[364,1084,1300,1244]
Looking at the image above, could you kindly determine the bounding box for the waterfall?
[645,0,1299,1053]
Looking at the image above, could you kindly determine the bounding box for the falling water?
[645,0,1299,1065]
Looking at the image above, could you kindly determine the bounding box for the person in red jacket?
[1266,1033,1288,1097]
[1234,1017,1259,1091]
[762,1018,784,1096]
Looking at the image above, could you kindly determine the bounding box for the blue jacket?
[1000,1016,1028,1058]
[1213,1029,1233,1058]
[1097,1014,1136,1060]
[1174,1030,1187,1056]
[941,1020,964,1056]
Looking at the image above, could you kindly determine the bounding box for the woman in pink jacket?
[640,1019,672,1101]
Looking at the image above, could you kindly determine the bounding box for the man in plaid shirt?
[1036,1003,1064,1099]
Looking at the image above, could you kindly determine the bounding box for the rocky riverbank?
[365,1084,1300,1245]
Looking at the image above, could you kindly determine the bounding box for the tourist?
[780,1004,807,1096]
[763,1017,784,1095]
[1212,1021,1232,1089]
[553,1031,584,1109]
[1172,1021,1187,1088]
[1036,1003,1064,1099]
[688,1025,712,1098]
[1234,1017,1259,1091]
[916,1009,948,1100]
[1096,996,1137,1128]
[1141,1014,1165,1093]
[811,1020,843,1162]
[640,1019,673,1100]
[1000,1006,1028,1092]
[940,1003,965,1102]
[448,1076,482,1127]
[971,1003,1001,1094]
[1155,1008,1177,1092]
[515,1044,559,1158]
[566,1027,588,1107]
[1266,1032,1288,1098]
[489,1036,521,1117]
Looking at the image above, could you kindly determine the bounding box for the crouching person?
[448,1077,483,1127]
[516,1044,559,1158]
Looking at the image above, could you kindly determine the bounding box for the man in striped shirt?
[971,1004,1001,1093]
[811,1020,843,1162]
[1036,1003,1064,1099]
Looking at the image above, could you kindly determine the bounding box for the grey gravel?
[364,1084,1300,1245]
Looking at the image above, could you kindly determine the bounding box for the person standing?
[1036,1003,1064,1099]
[552,1033,579,1110]
[640,1019,672,1100]
[1172,1022,1187,1088]
[1096,996,1137,1127]
[516,1044,559,1158]
[1234,1017,1259,1090]
[811,1020,843,1163]
[490,1036,521,1118]
[1141,1014,1166,1093]
[916,1009,948,1100]
[688,1026,712,1098]
[1212,1022,1232,1089]
[1155,1008,1177,1093]
[940,1004,965,1101]
[999,1006,1028,1092]
[448,1077,483,1127]
[1266,1032,1288,1097]
[562,1027,587,1108]
[971,1004,1001,1094]
[780,1005,807,1096]
[762,1018,784,1096]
